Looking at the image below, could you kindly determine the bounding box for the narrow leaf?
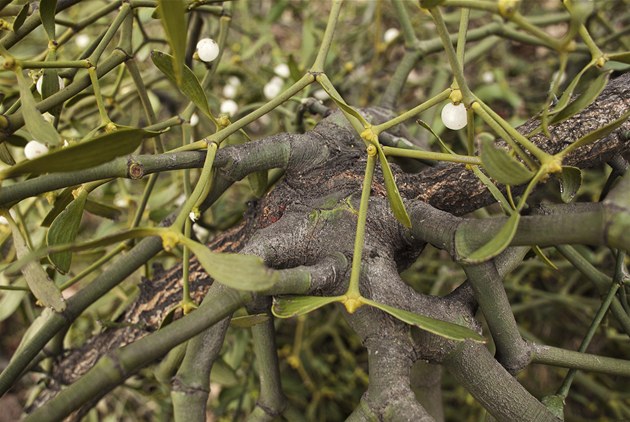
[376,144,411,227]
[42,187,76,227]
[272,295,341,318]
[210,359,239,386]
[559,166,582,203]
[549,65,590,119]
[84,199,122,221]
[247,170,268,198]
[480,138,534,185]
[40,0,57,40]
[607,52,630,64]
[230,314,269,328]
[151,50,213,119]
[181,238,279,291]
[550,71,610,125]
[317,75,369,128]
[1,127,152,179]
[471,166,511,213]
[363,298,485,342]
[0,142,15,165]
[5,214,66,312]
[0,278,27,322]
[417,119,454,154]
[456,212,521,264]
[157,0,187,85]
[47,188,88,274]
[13,3,30,32]
[563,109,630,154]
[532,245,558,270]
[15,69,62,147]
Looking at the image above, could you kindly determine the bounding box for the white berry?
[227,76,241,87]
[441,103,467,130]
[75,34,90,48]
[222,84,237,99]
[274,63,290,78]
[24,140,49,160]
[190,113,199,126]
[196,38,219,62]
[263,76,284,99]
[220,99,238,116]
[383,28,400,44]
[36,75,65,95]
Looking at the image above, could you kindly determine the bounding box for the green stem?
[556,245,630,337]
[23,284,250,422]
[17,59,91,69]
[555,250,625,398]
[172,142,218,230]
[346,150,376,299]
[391,0,418,47]
[382,145,480,165]
[87,66,112,126]
[88,2,131,63]
[455,7,470,66]
[531,343,630,377]
[428,7,474,102]
[310,0,344,72]
[248,310,287,420]
[471,101,538,169]
[375,89,450,132]
[59,244,126,291]
[177,73,314,152]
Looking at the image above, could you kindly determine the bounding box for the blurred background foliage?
[0,0,629,421]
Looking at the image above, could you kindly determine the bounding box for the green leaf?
[563,109,630,153]
[549,66,589,116]
[210,358,239,387]
[42,187,75,227]
[471,165,511,213]
[247,170,268,198]
[559,166,582,203]
[272,295,341,318]
[181,238,279,291]
[376,144,411,228]
[5,213,66,312]
[151,50,213,120]
[230,313,269,328]
[46,188,88,274]
[15,69,62,147]
[84,199,122,221]
[157,0,187,85]
[363,298,485,343]
[0,127,152,179]
[417,119,454,154]
[456,212,521,264]
[0,142,15,165]
[550,70,610,125]
[532,245,558,270]
[13,3,30,33]
[317,75,369,128]
[607,52,630,64]
[480,138,534,185]
[0,276,27,322]
[40,0,57,40]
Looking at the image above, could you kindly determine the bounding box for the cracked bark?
[29,73,629,420]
